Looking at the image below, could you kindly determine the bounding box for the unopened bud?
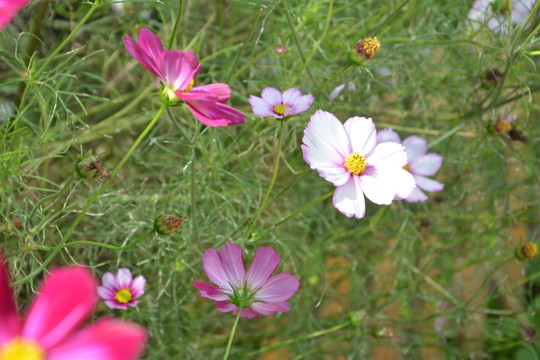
[347,310,366,328]
[516,243,537,261]
[76,155,109,180]
[154,214,186,235]
[275,44,288,55]
[349,37,381,65]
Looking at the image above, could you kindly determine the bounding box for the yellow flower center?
[344,153,367,175]
[0,338,45,360]
[521,243,538,260]
[115,289,133,304]
[181,79,195,93]
[403,164,410,172]
[494,119,511,135]
[273,104,290,116]
[360,37,381,59]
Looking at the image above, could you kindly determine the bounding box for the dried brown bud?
[275,44,288,55]
[76,154,110,180]
[508,128,528,143]
[485,68,502,84]
[154,214,186,235]
[11,217,22,230]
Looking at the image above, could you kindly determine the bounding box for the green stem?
[37,230,154,251]
[245,121,285,240]
[168,0,184,49]
[223,308,242,360]
[190,124,201,243]
[28,177,76,222]
[121,311,126,322]
[14,104,166,286]
[312,64,352,95]
[225,8,262,83]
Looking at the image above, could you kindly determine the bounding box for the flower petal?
[282,87,302,106]
[359,168,396,205]
[329,84,345,100]
[409,153,443,176]
[405,187,429,203]
[249,95,275,118]
[101,273,117,291]
[192,83,231,103]
[157,50,197,91]
[47,318,146,360]
[289,94,314,116]
[235,307,259,319]
[123,35,161,78]
[261,87,283,107]
[130,275,146,299]
[414,175,444,192]
[137,28,164,63]
[115,269,132,289]
[97,286,115,302]
[250,301,290,316]
[402,135,427,162]
[377,128,401,144]
[214,301,236,314]
[255,273,299,302]
[219,242,246,289]
[201,248,231,290]
[0,254,20,345]
[332,176,366,219]
[103,300,127,311]
[22,267,98,349]
[246,246,280,291]
[367,142,408,169]
[390,168,416,200]
[177,91,246,127]
[193,281,230,301]
[343,117,377,155]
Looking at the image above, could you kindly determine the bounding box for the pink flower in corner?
[124,28,245,127]
[301,110,416,219]
[377,128,444,202]
[249,87,314,119]
[193,241,299,319]
[0,0,28,30]
[0,253,146,360]
[97,268,146,311]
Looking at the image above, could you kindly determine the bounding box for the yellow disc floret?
[115,289,133,304]
[273,104,290,116]
[181,79,195,93]
[359,37,381,59]
[521,243,538,260]
[344,153,367,175]
[494,119,511,135]
[0,338,45,360]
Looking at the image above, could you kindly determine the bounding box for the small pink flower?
[193,241,299,319]
[124,28,245,127]
[0,253,146,360]
[97,269,146,311]
[249,87,314,119]
[377,129,444,203]
[0,0,28,30]
[468,0,535,34]
[301,110,416,219]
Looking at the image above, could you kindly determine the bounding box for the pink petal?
[138,28,164,63]
[250,301,290,316]
[0,0,28,30]
[333,176,366,218]
[367,142,408,169]
[157,50,197,91]
[289,94,314,115]
[178,91,245,127]
[115,269,132,289]
[22,267,98,349]
[201,248,232,290]
[301,143,349,187]
[214,301,237,314]
[282,88,302,106]
[47,318,146,360]
[402,135,427,162]
[123,35,161,78]
[249,95,275,118]
[0,254,20,345]
[127,300,139,308]
[192,83,231,103]
[261,87,283,107]
[405,187,429,203]
[414,175,444,192]
[409,153,443,176]
[343,117,377,155]
[103,300,127,311]
[101,273,117,291]
[97,286,115,302]
[219,242,246,289]
[130,275,146,299]
[193,281,230,301]
[234,307,259,319]
[329,84,345,100]
[245,247,280,291]
[377,128,401,144]
[255,273,299,302]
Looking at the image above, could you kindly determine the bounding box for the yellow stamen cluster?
[0,338,45,360]
[181,79,195,93]
[115,289,133,304]
[403,164,410,172]
[344,153,367,175]
[520,243,537,260]
[358,37,381,59]
[273,104,290,116]
[494,119,511,135]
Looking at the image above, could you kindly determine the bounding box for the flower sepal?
[228,282,258,309]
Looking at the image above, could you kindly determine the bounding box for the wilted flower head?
[124,28,245,127]
[0,0,28,30]
[468,0,535,34]
[98,268,146,311]
[0,254,146,359]
[302,111,415,219]
[153,214,186,235]
[193,241,299,319]
[249,87,314,120]
[349,37,381,65]
[377,129,444,202]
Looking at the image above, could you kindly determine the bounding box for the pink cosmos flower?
[468,0,535,34]
[97,269,146,311]
[0,0,28,30]
[0,254,146,360]
[301,110,416,219]
[193,241,299,319]
[377,129,444,203]
[124,28,245,127]
[249,87,314,119]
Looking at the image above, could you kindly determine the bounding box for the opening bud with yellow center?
[349,37,381,65]
[115,288,133,304]
[273,104,290,116]
[344,153,367,175]
[516,243,537,261]
[494,119,511,135]
[0,337,45,360]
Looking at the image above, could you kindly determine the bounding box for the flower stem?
[223,308,242,360]
[121,311,126,322]
[36,230,155,252]
[245,121,285,241]
[168,0,184,49]
[190,124,201,244]
[14,104,167,286]
[312,64,352,95]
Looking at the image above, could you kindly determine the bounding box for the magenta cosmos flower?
[193,241,299,319]
[301,110,416,219]
[97,269,146,311]
[0,254,146,360]
[0,0,28,30]
[249,87,314,119]
[377,129,444,203]
[124,28,245,127]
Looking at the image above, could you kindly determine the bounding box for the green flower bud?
[154,214,186,235]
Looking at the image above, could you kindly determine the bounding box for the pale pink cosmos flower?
[124,28,245,127]
[97,268,146,311]
[468,0,535,34]
[0,253,146,360]
[301,110,416,219]
[193,241,299,319]
[0,0,28,30]
[249,87,314,119]
[377,129,444,203]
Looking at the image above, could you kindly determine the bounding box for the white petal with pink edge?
[249,95,275,117]
[261,87,283,106]
[367,142,408,169]
[409,153,443,176]
[405,187,429,202]
[377,128,401,144]
[402,135,427,162]
[414,175,444,192]
[333,176,366,219]
[343,117,377,155]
